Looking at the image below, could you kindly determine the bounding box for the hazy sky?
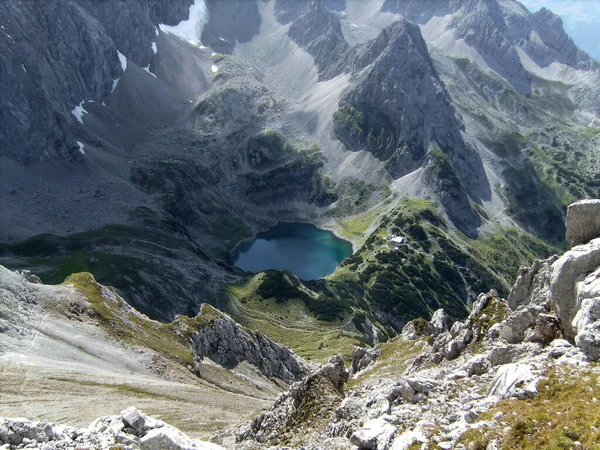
[519,0,600,61]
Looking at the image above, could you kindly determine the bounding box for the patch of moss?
[193,304,224,328]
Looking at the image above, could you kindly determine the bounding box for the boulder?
[487,364,538,400]
[351,346,382,375]
[463,354,492,376]
[121,406,146,435]
[496,304,546,344]
[15,270,42,284]
[430,309,449,335]
[524,313,561,344]
[387,380,423,404]
[549,238,600,339]
[566,199,600,248]
[140,426,224,450]
[507,256,557,310]
[349,418,396,450]
[575,322,600,361]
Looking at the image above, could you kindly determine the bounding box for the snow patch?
[77,142,85,155]
[155,27,159,37]
[143,66,157,78]
[71,102,88,125]
[159,0,208,46]
[21,64,26,73]
[151,41,157,54]
[117,51,127,72]
[111,77,120,93]
[211,64,218,73]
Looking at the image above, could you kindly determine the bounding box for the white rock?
[141,426,224,450]
[389,428,426,450]
[463,354,491,376]
[121,406,146,432]
[487,364,538,400]
[550,238,600,339]
[350,418,396,450]
[575,322,600,361]
[430,309,448,335]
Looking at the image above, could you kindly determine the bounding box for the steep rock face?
[0,0,195,164]
[201,0,261,54]
[334,20,441,176]
[79,0,193,68]
[385,0,597,97]
[286,2,349,78]
[526,7,596,71]
[565,199,600,248]
[191,305,310,383]
[335,20,475,177]
[0,0,121,162]
[504,235,600,344]
[549,239,600,340]
[449,0,532,96]
[333,19,488,233]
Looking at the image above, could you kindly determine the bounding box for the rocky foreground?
[0,407,223,450]
[4,201,600,449]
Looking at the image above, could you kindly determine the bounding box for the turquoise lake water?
[233,222,353,280]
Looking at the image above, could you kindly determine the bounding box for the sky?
[519,0,600,61]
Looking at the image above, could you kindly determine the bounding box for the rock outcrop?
[566,199,600,248]
[0,407,223,450]
[190,304,310,383]
[217,356,348,447]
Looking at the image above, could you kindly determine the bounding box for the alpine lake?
[233,222,353,280]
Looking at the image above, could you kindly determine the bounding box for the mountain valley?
[2,0,600,448]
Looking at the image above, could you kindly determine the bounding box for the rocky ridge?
[190,304,310,383]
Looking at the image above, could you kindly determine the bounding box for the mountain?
[1,0,600,376]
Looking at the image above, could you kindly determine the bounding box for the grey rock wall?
[191,305,310,383]
[565,199,600,248]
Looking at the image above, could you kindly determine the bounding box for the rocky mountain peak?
[528,6,596,70]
